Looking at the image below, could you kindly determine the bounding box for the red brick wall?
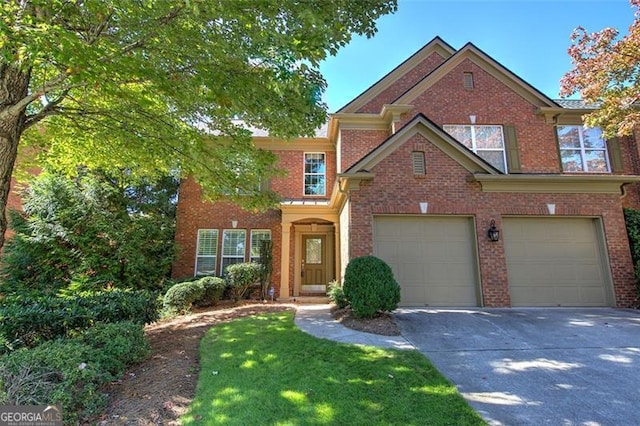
[357,52,447,113]
[346,133,637,307]
[172,178,283,295]
[340,129,390,172]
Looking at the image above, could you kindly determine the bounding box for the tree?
[560,0,640,138]
[0,1,397,250]
[1,170,178,295]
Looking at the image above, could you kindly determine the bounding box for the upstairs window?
[443,125,507,172]
[304,153,326,196]
[557,125,610,173]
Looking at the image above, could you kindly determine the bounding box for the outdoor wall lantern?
[487,219,500,242]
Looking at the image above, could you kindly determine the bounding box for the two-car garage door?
[373,216,612,307]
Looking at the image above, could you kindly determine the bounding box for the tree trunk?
[0,63,30,251]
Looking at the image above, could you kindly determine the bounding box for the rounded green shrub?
[197,276,226,306]
[225,263,262,301]
[343,256,400,318]
[162,281,205,313]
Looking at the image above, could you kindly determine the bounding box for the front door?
[302,235,326,286]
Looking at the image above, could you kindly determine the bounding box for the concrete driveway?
[394,308,640,426]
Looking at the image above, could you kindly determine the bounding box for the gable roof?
[337,37,456,113]
[344,113,501,175]
[393,42,561,108]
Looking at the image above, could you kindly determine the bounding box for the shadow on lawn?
[181,312,484,425]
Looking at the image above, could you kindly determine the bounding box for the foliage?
[225,262,263,301]
[560,0,640,138]
[343,256,400,318]
[258,240,274,300]
[0,170,177,295]
[162,281,205,314]
[0,322,149,424]
[181,312,484,425]
[327,280,349,309]
[0,1,398,250]
[197,276,226,307]
[624,208,640,289]
[0,289,159,352]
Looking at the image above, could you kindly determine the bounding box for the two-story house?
[172,37,640,308]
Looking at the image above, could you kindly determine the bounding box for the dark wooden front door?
[302,235,325,285]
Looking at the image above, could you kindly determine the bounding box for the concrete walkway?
[294,304,413,350]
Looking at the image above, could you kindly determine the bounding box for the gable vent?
[463,72,474,89]
[412,151,426,175]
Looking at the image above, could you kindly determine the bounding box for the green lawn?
[181,312,485,425]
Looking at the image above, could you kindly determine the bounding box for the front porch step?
[287,296,330,304]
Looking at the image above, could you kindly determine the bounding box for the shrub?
[343,256,400,318]
[0,290,159,352]
[163,281,205,313]
[0,321,149,424]
[327,280,348,309]
[624,208,640,290]
[225,262,262,301]
[196,276,226,307]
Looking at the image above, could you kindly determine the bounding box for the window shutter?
[503,125,521,173]
[412,151,426,175]
[607,138,623,173]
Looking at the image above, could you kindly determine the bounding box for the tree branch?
[0,72,69,121]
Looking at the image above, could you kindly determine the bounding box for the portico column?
[280,221,292,299]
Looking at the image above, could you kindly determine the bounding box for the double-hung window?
[443,125,507,172]
[304,153,326,196]
[250,230,272,262]
[221,230,246,274]
[557,125,610,172]
[195,229,218,276]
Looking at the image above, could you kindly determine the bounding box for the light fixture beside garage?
[488,219,500,242]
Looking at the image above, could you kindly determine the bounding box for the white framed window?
[557,125,610,172]
[250,230,272,262]
[304,153,326,196]
[443,125,507,172]
[221,229,246,274]
[195,229,218,276]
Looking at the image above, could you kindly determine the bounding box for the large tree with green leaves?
[560,0,640,138]
[0,0,397,250]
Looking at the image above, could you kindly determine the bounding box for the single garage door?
[503,218,612,307]
[373,216,479,306]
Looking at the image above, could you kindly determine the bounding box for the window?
[557,125,610,172]
[443,125,507,172]
[463,72,474,89]
[195,229,218,276]
[221,230,246,274]
[412,151,426,175]
[250,230,272,262]
[304,153,326,196]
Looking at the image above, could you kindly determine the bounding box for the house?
[172,37,640,308]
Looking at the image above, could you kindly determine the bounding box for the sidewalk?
[294,304,414,350]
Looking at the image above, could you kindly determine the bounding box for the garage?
[503,217,613,307]
[373,216,479,306]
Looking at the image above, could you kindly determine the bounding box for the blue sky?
[319,0,635,112]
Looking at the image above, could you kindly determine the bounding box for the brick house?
[173,37,640,308]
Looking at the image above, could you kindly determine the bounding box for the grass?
[181,312,485,426]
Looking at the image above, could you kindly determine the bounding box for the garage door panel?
[374,216,478,307]
[504,218,611,307]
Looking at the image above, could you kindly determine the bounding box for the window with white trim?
[195,229,218,276]
[443,125,507,172]
[221,229,246,274]
[304,153,326,196]
[250,230,272,262]
[557,125,610,172]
